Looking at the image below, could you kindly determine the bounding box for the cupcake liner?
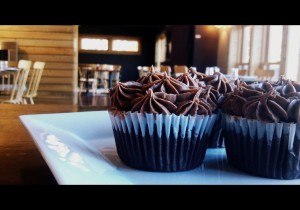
[207,109,224,148]
[222,113,300,179]
[109,111,217,172]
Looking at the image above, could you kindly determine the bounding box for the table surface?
[20,111,300,185]
[0,104,107,184]
[0,67,18,72]
[3,104,298,185]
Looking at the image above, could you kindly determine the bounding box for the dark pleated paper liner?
[109,111,217,172]
[221,113,300,179]
[207,109,225,148]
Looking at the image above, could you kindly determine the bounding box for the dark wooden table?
[0,104,107,184]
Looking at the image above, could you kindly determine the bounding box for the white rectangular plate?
[20,111,300,185]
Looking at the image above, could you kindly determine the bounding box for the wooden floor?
[78,93,110,107]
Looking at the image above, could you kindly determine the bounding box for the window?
[241,26,251,64]
[263,25,284,80]
[112,40,139,52]
[155,34,167,66]
[81,38,108,51]
[226,25,300,82]
[267,25,283,63]
[236,26,252,71]
[286,26,300,81]
[79,35,141,55]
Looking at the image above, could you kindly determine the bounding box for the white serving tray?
[19,111,300,185]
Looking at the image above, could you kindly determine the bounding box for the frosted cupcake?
[108,73,218,172]
[191,70,234,148]
[221,80,300,179]
[177,71,200,88]
[272,76,300,99]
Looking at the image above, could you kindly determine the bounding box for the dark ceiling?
[79,25,168,36]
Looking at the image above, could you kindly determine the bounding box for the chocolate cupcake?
[136,66,164,84]
[200,72,234,94]
[108,72,218,172]
[272,76,300,99]
[177,72,200,88]
[109,81,144,111]
[188,67,207,82]
[197,72,234,148]
[221,80,300,179]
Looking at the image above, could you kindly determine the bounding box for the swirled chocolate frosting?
[176,72,199,87]
[200,86,219,110]
[131,89,177,114]
[175,88,213,116]
[188,68,207,81]
[242,90,288,122]
[273,76,300,99]
[137,66,164,84]
[110,81,144,111]
[110,67,222,116]
[200,72,233,94]
[222,91,247,116]
[142,73,190,94]
[222,84,290,122]
[233,80,273,98]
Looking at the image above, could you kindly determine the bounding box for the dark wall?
[167,25,219,73]
[192,25,219,73]
[79,25,160,82]
[79,25,219,80]
[0,50,8,60]
[170,25,194,67]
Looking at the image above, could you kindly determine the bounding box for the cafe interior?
[0,25,300,184]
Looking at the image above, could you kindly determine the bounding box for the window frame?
[227,25,298,81]
[236,25,252,71]
[79,34,141,55]
[285,25,300,82]
[80,37,109,51]
[240,25,251,64]
[263,25,284,66]
[262,25,285,80]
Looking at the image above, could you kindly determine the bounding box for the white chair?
[22,61,45,104]
[111,65,121,87]
[138,66,154,78]
[137,66,145,78]
[142,66,149,72]
[78,64,98,94]
[98,64,112,90]
[0,60,32,104]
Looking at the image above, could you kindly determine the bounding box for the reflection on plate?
[20,111,300,185]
